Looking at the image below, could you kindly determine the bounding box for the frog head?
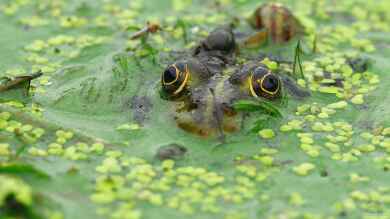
[160,26,306,139]
[161,59,284,138]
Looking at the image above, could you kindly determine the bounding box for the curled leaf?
[0,163,50,179]
[232,100,282,117]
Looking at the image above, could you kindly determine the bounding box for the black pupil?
[262,75,279,92]
[163,66,177,84]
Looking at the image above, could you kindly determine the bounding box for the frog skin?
[161,26,237,98]
[173,72,244,138]
[161,26,308,139]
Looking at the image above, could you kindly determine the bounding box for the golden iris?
[161,62,190,96]
[248,66,281,99]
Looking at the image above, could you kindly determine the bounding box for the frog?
[160,25,309,141]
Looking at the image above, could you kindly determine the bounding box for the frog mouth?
[173,87,240,138]
[174,108,239,137]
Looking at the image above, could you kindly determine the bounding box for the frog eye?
[248,66,281,99]
[162,66,179,85]
[161,63,190,96]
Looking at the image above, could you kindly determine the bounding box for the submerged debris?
[155,143,188,161]
[0,71,42,94]
[130,22,161,40]
[246,2,304,44]
[130,95,153,125]
[347,57,369,73]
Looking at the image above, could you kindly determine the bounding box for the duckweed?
[289,192,305,206]
[350,173,370,183]
[351,94,364,105]
[116,123,141,131]
[382,128,390,136]
[292,163,316,176]
[0,175,32,206]
[0,143,11,156]
[258,129,275,139]
[28,147,48,157]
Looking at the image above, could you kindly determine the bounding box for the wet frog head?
[160,26,304,138]
[161,62,283,137]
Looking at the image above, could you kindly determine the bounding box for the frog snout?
[173,92,239,137]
